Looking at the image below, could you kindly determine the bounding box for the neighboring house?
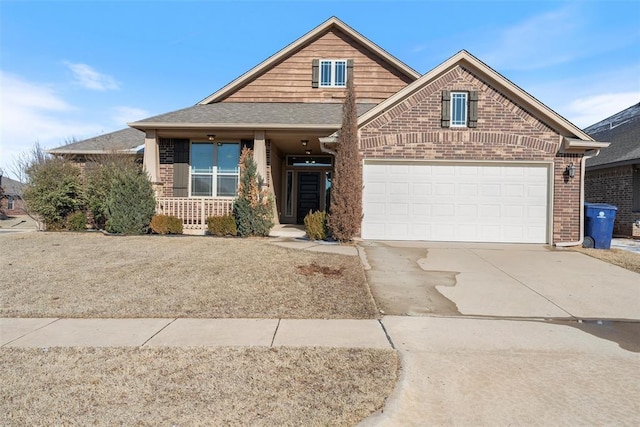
[0,175,26,217]
[50,17,607,244]
[584,103,640,237]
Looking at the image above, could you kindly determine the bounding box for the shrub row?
[150,215,183,235]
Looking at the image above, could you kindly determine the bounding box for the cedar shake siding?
[220,28,413,104]
[359,65,582,243]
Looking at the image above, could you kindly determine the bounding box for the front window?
[7,196,14,210]
[320,59,347,88]
[451,92,468,127]
[190,142,240,197]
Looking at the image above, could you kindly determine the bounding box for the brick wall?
[159,139,174,197]
[585,165,640,236]
[359,65,583,244]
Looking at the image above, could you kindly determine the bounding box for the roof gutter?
[128,122,341,131]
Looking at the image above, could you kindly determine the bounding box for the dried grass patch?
[571,247,640,274]
[0,233,378,319]
[1,346,398,426]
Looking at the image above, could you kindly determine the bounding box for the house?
[584,103,640,238]
[0,174,26,217]
[50,17,607,244]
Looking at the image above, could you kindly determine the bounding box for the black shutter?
[173,139,189,198]
[468,91,478,128]
[312,59,319,88]
[441,90,451,127]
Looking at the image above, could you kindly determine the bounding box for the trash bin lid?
[584,202,618,211]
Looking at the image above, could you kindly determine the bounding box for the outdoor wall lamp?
[301,139,309,146]
[207,134,216,141]
[305,149,312,155]
[566,162,576,178]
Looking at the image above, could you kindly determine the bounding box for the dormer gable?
[198,17,419,105]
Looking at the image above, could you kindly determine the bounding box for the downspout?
[555,149,601,247]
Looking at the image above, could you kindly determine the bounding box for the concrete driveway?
[359,241,640,426]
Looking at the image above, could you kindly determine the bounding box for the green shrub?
[150,214,183,235]
[304,210,328,241]
[207,214,237,236]
[23,156,85,230]
[65,211,87,231]
[233,148,274,237]
[105,167,156,235]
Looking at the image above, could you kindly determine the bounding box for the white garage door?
[362,162,550,243]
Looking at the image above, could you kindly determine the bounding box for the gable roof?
[585,102,640,169]
[197,17,420,105]
[49,127,145,155]
[358,50,594,142]
[0,176,25,197]
[129,102,377,130]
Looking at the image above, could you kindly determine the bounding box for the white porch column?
[253,130,267,182]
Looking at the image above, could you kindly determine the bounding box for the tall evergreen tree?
[328,68,362,242]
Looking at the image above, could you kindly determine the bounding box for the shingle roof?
[585,102,640,168]
[130,102,378,128]
[49,127,145,154]
[0,176,25,197]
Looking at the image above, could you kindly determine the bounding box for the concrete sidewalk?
[0,317,391,349]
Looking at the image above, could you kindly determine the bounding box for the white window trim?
[7,196,14,210]
[189,141,240,198]
[450,92,468,127]
[319,59,347,88]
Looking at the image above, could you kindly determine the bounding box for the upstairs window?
[320,60,347,87]
[441,90,478,128]
[312,59,348,88]
[450,92,468,127]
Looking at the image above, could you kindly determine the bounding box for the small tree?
[105,165,156,234]
[328,70,362,242]
[233,147,274,237]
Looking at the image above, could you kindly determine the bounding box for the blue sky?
[1,0,639,177]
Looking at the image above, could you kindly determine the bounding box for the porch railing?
[155,197,234,232]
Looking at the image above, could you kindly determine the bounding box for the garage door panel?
[362,162,549,243]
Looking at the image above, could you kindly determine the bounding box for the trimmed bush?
[65,211,87,231]
[150,214,183,235]
[207,214,237,236]
[105,167,156,235]
[304,210,328,241]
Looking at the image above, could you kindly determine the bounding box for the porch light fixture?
[566,162,576,178]
[305,149,312,155]
[207,134,216,141]
[301,139,309,146]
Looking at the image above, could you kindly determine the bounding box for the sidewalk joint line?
[1,318,61,348]
[270,319,281,347]
[140,318,177,347]
[378,319,396,349]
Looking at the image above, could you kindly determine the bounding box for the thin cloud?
[65,62,120,91]
[0,72,105,175]
[564,92,640,129]
[112,106,151,126]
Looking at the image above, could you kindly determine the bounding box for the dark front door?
[297,172,321,223]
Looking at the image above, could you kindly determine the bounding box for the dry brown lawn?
[0,232,378,318]
[1,346,398,426]
[571,247,640,274]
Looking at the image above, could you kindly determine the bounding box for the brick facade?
[159,139,174,198]
[585,165,640,236]
[359,65,583,244]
